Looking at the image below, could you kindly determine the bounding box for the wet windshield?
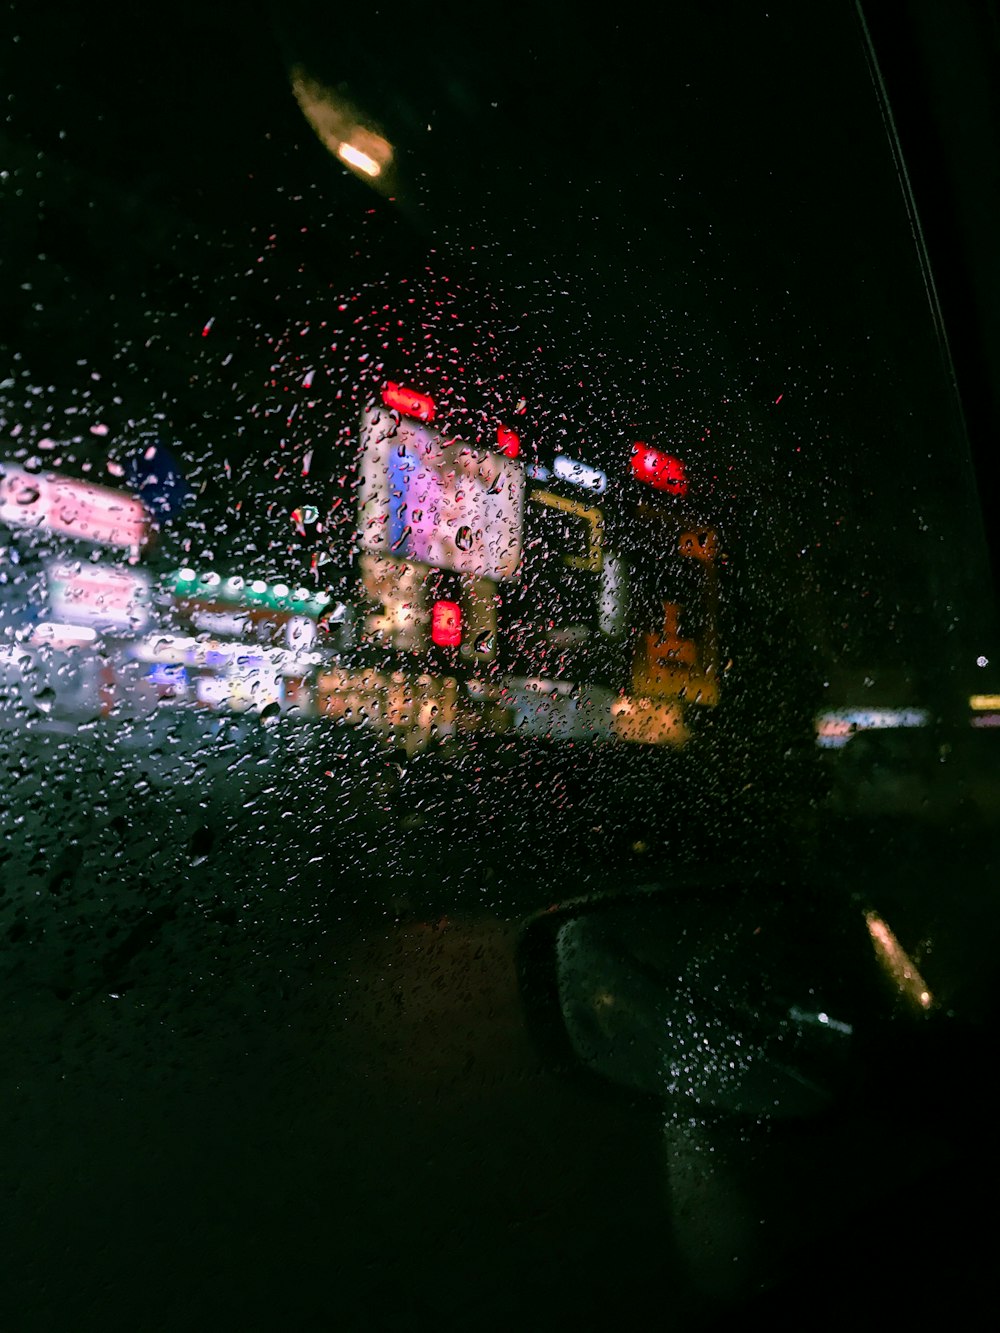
[3,1,998,1326]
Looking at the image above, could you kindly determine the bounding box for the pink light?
[0,466,147,549]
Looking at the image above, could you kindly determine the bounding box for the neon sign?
[47,562,151,632]
[1,464,148,549]
[552,455,607,495]
[528,489,604,572]
[814,707,931,747]
[382,382,436,422]
[357,407,525,582]
[630,444,688,496]
[431,599,462,647]
[168,568,331,618]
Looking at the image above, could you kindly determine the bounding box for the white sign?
[47,561,151,632]
[190,610,250,638]
[552,455,607,494]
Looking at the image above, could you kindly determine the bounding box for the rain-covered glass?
[2,1,998,1325]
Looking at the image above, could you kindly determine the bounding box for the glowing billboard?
[552,455,607,495]
[0,463,148,550]
[167,568,331,618]
[357,407,525,582]
[47,562,151,632]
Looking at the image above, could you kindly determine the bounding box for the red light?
[431,599,462,647]
[382,382,436,422]
[496,425,520,459]
[630,443,688,496]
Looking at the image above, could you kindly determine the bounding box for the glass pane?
[3,1,997,1324]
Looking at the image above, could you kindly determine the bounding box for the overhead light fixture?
[290,66,394,191]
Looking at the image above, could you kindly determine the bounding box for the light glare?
[337,142,380,177]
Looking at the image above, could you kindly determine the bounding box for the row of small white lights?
[177,569,330,604]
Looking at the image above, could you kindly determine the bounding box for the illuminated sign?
[196,676,230,707]
[610,696,689,747]
[431,599,462,647]
[382,382,436,422]
[0,464,148,549]
[552,455,607,495]
[528,490,604,572]
[357,407,525,582]
[168,569,331,618]
[503,677,614,741]
[597,555,627,637]
[29,621,98,649]
[630,444,687,496]
[130,634,322,675]
[190,610,250,638]
[148,663,188,690]
[317,668,462,752]
[496,426,521,459]
[970,694,1000,711]
[286,616,318,652]
[47,562,151,632]
[814,707,931,747]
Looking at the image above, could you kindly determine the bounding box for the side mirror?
[518,882,882,1120]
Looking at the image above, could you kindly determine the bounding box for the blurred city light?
[630,444,688,496]
[553,454,607,494]
[814,707,930,748]
[496,425,521,459]
[382,382,436,422]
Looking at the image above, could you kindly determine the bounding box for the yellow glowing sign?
[318,667,463,755]
[528,489,604,571]
[631,601,719,707]
[610,696,689,747]
[970,694,1000,711]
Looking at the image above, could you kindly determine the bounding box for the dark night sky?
[2,0,997,689]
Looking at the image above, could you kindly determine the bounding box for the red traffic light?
[630,443,688,496]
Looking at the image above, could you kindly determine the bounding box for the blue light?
[553,455,607,494]
[148,663,188,688]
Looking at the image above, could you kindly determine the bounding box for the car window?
[3,1,998,1326]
